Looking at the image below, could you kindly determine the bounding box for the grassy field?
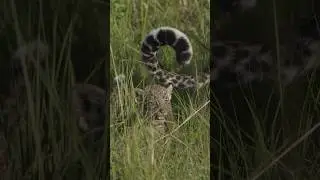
[1,0,319,179]
[110,0,210,179]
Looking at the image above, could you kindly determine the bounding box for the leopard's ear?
[166,84,173,93]
[166,84,173,100]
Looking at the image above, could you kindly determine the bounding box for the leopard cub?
[136,84,173,135]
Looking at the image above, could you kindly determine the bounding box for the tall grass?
[110,0,210,179]
[212,1,320,179]
[1,0,107,179]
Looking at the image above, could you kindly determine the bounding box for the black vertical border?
[210,0,215,178]
[104,0,110,179]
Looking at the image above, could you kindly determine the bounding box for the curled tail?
[141,27,209,89]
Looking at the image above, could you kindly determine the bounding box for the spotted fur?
[139,84,173,134]
[110,76,173,134]
[141,27,210,89]
[211,41,274,88]
[211,37,320,88]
